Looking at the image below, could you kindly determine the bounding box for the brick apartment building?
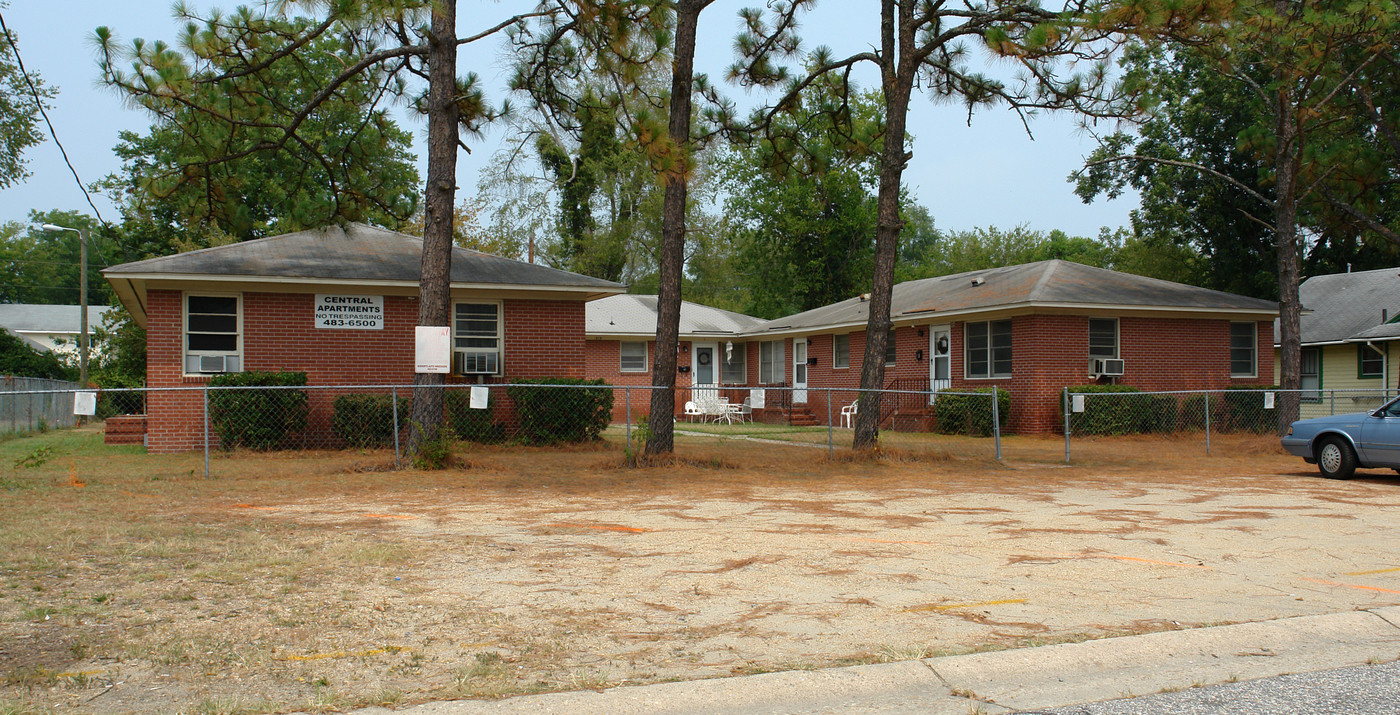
[586,261,1279,433]
[103,223,622,452]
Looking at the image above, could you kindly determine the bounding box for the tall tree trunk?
[408,0,459,452]
[1273,81,1302,434]
[852,0,911,450]
[644,0,706,455]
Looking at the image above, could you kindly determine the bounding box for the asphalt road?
[1023,660,1400,715]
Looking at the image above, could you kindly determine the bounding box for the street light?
[38,223,88,388]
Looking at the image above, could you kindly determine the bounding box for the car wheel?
[1316,436,1357,480]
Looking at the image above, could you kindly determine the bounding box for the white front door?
[793,340,808,404]
[929,324,951,401]
[692,342,719,402]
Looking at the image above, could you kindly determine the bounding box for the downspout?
[1365,340,1388,399]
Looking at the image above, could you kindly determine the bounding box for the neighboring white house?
[0,304,112,359]
[1274,266,1400,417]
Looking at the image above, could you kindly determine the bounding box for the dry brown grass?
[1,423,1392,714]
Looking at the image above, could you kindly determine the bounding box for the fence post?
[391,386,401,471]
[1330,389,1335,416]
[625,386,631,459]
[826,388,834,459]
[1063,387,1071,464]
[1204,392,1211,456]
[992,387,1002,462]
[203,386,211,479]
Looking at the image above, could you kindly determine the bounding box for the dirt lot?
[3,425,1400,714]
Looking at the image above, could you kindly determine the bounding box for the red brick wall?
[146,289,587,452]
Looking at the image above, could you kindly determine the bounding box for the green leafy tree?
[1076,0,1400,429]
[97,15,420,241]
[0,212,109,306]
[97,1,646,454]
[0,330,72,381]
[0,5,54,191]
[899,225,1117,281]
[732,0,1130,449]
[718,88,884,319]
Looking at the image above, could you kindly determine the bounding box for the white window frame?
[1088,318,1118,360]
[965,319,1013,379]
[182,292,243,376]
[759,340,785,384]
[884,328,897,366]
[453,300,503,376]
[1229,321,1257,378]
[721,342,747,385]
[833,334,850,369]
[619,341,648,373]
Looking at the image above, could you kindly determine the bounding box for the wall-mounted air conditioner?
[454,350,498,375]
[186,354,240,374]
[1089,358,1125,376]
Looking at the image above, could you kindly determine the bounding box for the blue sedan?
[1282,398,1400,479]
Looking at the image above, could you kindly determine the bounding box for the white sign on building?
[415,326,451,374]
[315,294,384,330]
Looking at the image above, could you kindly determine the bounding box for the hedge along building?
[583,294,766,420]
[103,223,623,452]
[704,260,1279,433]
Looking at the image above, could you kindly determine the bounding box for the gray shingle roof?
[0,304,111,334]
[586,294,763,337]
[1275,267,1400,345]
[103,223,623,291]
[753,260,1278,334]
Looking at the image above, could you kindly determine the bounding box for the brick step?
[104,433,145,445]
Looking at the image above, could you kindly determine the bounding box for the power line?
[0,11,108,225]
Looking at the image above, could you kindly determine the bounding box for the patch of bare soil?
[4,433,1400,714]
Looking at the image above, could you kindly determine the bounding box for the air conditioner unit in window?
[1090,358,1126,376]
[199,355,227,373]
[453,350,498,375]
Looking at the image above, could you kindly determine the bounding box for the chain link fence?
[0,376,85,435]
[1062,387,1397,462]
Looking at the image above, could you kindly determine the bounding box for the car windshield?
[1375,397,1400,418]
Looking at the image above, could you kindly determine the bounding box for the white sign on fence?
[415,326,451,373]
[750,388,765,409]
[470,385,489,409]
[73,391,96,416]
[1071,394,1085,413]
[315,294,384,329]
[1264,392,1275,409]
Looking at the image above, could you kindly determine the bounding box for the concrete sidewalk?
[344,607,1400,715]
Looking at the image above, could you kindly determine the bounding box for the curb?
[340,607,1400,715]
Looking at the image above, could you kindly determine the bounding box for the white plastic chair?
[683,400,704,422]
[840,399,859,428]
[738,396,753,423]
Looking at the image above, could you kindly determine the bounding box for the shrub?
[505,378,614,444]
[1219,386,1280,434]
[445,390,506,444]
[931,387,1010,437]
[1061,385,1179,435]
[96,374,145,419]
[332,393,409,448]
[207,371,309,450]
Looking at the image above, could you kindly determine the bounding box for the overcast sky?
[0,1,1138,240]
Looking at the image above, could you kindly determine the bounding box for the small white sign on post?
[750,388,765,409]
[1264,391,1275,409]
[1071,394,1086,413]
[73,391,96,416]
[470,385,489,410]
[315,294,384,329]
[415,326,451,374]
